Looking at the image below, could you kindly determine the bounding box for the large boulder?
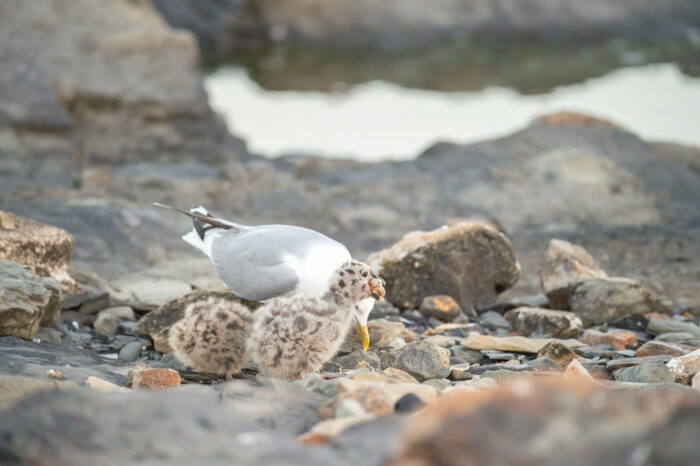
[569,277,672,326]
[0,261,65,339]
[539,239,607,310]
[367,221,520,311]
[0,210,79,293]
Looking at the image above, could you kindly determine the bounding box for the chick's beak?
[355,317,370,351]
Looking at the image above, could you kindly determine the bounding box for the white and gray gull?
[152,203,378,349]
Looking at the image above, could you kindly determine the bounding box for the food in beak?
[369,277,386,301]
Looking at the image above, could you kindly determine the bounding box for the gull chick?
[152,202,376,349]
[247,261,385,381]
[168,297,254,381]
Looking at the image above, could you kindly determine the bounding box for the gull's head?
[327,260,386,351]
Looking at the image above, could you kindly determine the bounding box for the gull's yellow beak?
[355,317,370,351]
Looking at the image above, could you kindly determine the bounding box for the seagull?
[168,296,254,381]
[152,203,376,349]
[247,260,385,381]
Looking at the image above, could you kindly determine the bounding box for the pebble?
[606,355,673,370]
[85,376,128,392]
[129,365,181,391]
[537,340,580,367]
[647,316,700,338]
[394,341,451,381]
[119,341,142,362]
[423,335,457,347]
[394,393,426,414]
[450,345,485,364]
[505,307,582,339]
[480,311,512,332]
[332,350,381,370]
[635,340,697,358]
[563,360,595,383]
[667,349,700,384]
[581,328,637,350]
[420,295,463,322]
[34,326,63,343]
[614,363,674,384]
[462,334,583,354]
[421,379,451,390]
[481,370,533,384]
[334,399,367,418]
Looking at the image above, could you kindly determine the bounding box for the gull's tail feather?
[150,202,244,256]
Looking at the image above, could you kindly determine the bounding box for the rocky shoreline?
[1,1,700,464]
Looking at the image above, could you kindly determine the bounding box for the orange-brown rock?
[636,340,697,358]
[128,364,181,391]
[537,340,580,367]
[0,210,80,293]
[419,295,462,322]
[582,328,637,350]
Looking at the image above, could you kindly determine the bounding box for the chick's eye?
[361,271,368,277]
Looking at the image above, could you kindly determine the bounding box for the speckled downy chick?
[247,261,385,381]
[169,297,254,381]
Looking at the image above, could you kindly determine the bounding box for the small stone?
[614,363,674,384]
[570,278,671,326]
[540,239,607,309]
[78,293,112,314]
[582,328,637,350]
[563,359,595,383]
[606,355,674,370]
[423,335,457,347]
[302,416,374,440]
[367,221,520,311]
[394,341,451,381]
[34,326,62,343]
[480,311,511,332]
[130,366,181,391]
[446,377,499,393]
[93,313,118,337]
[154,352,188,371]
[419,295,462,322]
[636,340,697,358]
[422,379,450,390]
[449,365,473,381]
[481,350,517,361]
[450,345,485,364]
[394,393,425,414]
[481,370,533,384]
[334,399,367,418]
[647,316,700,338]
[508,293,549,308]
[462,334,583,354]
[537,340,580,367]
[85,376,128,392]
[667,349,700,384]
[352,367,418,384]
[119,341,142,362]
[333,350,381,370]
[65,331,92,347]
[46,369,62,380]
[505,307,582,339]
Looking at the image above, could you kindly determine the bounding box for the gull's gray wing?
[209,225,333,301]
